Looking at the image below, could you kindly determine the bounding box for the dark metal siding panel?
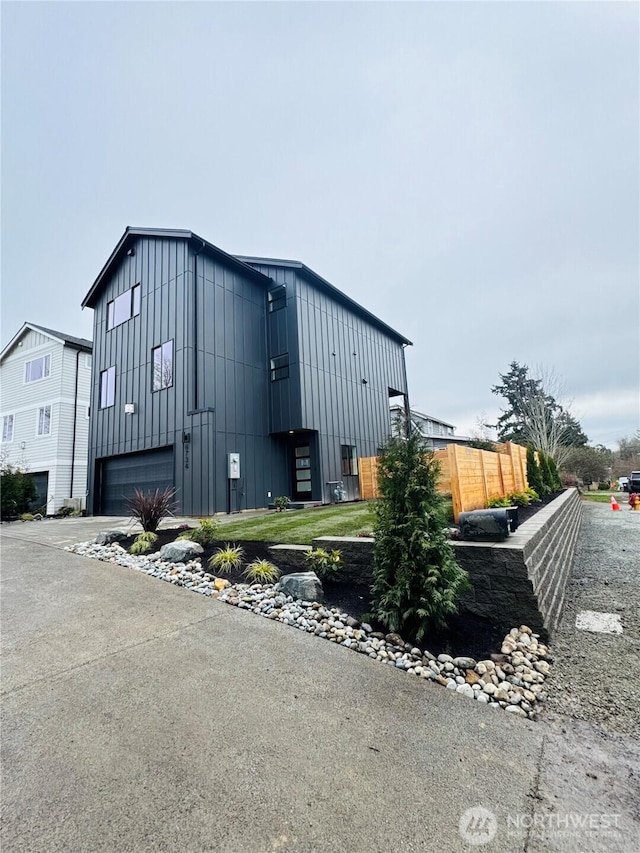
[88,236,192,515]
[293,272,408,500]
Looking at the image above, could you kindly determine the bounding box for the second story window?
[37,405,52,436]
[270,353,289,381]
[25,354,51,383]
[107,284,141,330]
[100,366,116,408]
[268,285,286,312]
[2,414,14,443]
[152,340,173,391]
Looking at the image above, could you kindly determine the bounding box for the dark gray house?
[82,227,411,516]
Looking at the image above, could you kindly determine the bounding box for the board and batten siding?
[87,236,290,516]
[294,273,407,502]
[0,329,91,513]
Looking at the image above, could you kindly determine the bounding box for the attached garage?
[97,447,174,515]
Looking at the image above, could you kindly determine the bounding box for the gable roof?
[236,255,412,346]
[0,322,92,362]
[81,227,271,309]
[82,227,411,346]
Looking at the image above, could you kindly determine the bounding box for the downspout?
[70,348,81,502]
[192,238,206,411]
[402,343,412,437]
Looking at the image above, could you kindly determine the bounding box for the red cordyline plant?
[126,487,177,532]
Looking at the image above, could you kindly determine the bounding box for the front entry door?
[293,444,312,500]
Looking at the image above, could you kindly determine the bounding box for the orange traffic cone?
[610,495,620,511]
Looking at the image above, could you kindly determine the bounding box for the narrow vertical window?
[2,414,14,442]
[341,445,358,476]
[270,353,289,381]
[268,285,286,312]
[100,366,116,408]
[152,340,173,391]
[37,406,52,436]
[132,284,141,316]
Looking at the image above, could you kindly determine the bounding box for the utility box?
[459,508,511,541]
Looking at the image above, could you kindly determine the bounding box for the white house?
[0,323,92,514]
[390,405,472,450]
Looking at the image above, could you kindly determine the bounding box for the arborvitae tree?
[547,455,563,490]
[371,426,469,640]
[538,451,555,495]
[526,446,546,497]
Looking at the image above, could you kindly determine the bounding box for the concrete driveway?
[1,517,638,852]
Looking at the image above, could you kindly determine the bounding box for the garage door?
[29,472,49,513]
[99,447,174,515]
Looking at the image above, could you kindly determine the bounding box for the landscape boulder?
[94,530,128,545]
[159,540,204,563]
[277,571,324,603]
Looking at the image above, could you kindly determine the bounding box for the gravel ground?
[541,500,640,739]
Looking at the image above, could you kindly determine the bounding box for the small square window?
[100,366,116,408]
[152,340,173,391]
[25,355,51,383]
[2,414,14,443]
[341,445,358,476]
[37,406,52,436]
[270,353,289,381]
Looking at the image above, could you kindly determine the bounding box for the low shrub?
[507,491,532,508]
[244,559,281,584]
[58,505,74,517]
[20,512,34,521]
[0,464,37,519]
[305,547,341,579]
[129,530,158,555]
[126,487,176,533]
[487,496,511,508]
[209,543,244,574]
[179,518,218,546]
[274,495,290,511]
[525,487,540,502]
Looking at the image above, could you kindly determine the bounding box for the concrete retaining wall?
[269,489,582,641]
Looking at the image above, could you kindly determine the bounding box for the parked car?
[618,477,629,492]
[628,472,640,493]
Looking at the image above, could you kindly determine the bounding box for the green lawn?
[214,502,376,544]
[581,490,624,503]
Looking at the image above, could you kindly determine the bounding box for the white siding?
[1,329,91,513]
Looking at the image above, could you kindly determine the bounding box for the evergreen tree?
[526,446,546,497]
[538,451,555,495]
[547,455,562,490]
[371,426,469,640]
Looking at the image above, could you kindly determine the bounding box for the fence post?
[449,444,463,523]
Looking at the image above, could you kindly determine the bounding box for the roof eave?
[236,255,412,347]
[82,228,271,309]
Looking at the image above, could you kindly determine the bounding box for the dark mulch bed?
[121,492,563,660]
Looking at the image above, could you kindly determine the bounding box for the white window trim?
[2,413,15,443]
[24,353,52,385]
[35,404,53,438]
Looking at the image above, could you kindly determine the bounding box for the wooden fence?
[358,442,529,522]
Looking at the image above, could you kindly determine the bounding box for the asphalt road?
[1,509,639,852]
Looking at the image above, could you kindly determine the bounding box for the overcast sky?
[2,1,638,448]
